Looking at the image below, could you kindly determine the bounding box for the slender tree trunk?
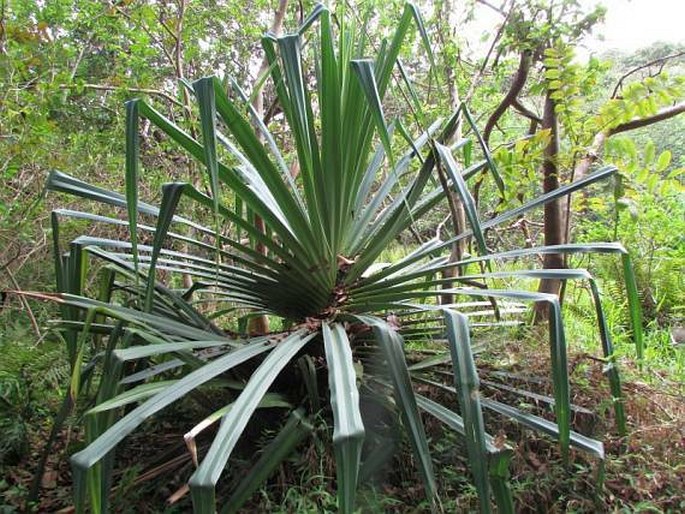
[247,0,289,335]
[439,0,467,306]
[173,0,196,291]
[534,90,564,321]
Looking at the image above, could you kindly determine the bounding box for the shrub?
[45,4,641,512]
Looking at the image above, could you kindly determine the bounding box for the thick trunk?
[534,91,564,321]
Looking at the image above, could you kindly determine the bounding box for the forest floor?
[1,324,683,513]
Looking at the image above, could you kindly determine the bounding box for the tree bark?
[534,90,564,322]
[438,0,467,306]
[483,50,532,145]
[247,0,289,336]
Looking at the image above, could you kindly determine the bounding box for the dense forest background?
[1,0,683,512]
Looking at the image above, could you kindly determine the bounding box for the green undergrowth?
[1,232,683,512]
[1,302,683,512]
[1,237,682,513]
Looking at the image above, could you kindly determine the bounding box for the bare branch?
[60,83,184,107]
[483,50,532,144]
[465,0,515,103]
[157,16,178,41]
[512,98,542,123]
[475,0,509,17]
[4,267,42,339]
[611,51,685,99]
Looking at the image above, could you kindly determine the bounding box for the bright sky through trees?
[582,0,685,53]
[467,0,684,61]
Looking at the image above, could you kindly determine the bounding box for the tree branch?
[570,101,685,187]
[609,101,685,135]
[475,0,508,17]
[464,0,515,103]
[483,50,532,144]
[60,83,184,107]
[174,0,186,80]
[611,51,685,99]
[512,98,542,123]
[4,267,42,338]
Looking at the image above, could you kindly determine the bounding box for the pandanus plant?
[44,3,642,513]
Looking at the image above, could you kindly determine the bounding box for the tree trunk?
[534,90,564,322]
[247,0,289,335]
[438,0,468,307]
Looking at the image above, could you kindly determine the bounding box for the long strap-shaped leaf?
[189,331,317,513]
[125,101,141,281]
[209,77,320,252]
[71,337,276,513]
[443,310,492,514]
[588,278,626,434]
[367,244,643,362]
[358,166,618,286]
[460,104,504,193]
[134,100,325,273]
[193,78,220,216]
[70,166,330,309]
[621,253,644,362]
[113,338,240,362]
[144,183,185,312]
[379,288,571,458]
[184,394,293,469]
[270,34,329,252]
[482,399,604,459]
[346,150,441,282]
[86,380,177,414]
[71,244,221,332]
[192,77,226,266]
[222,408,313,514]
[422,380,604,459]
[428,268,625,435]
[358,315,438,509]
[435,142,488,257]
[415,394,514,514]
[53,208,294,285]
[347,120,443,255]
[93,235,325,316]
[322,323,365,514]
[228,78,301,204]
[349,268,591,302]
[47,171,197,228]
[351,59,394,169]
[317,9,343,250]
[353,244,641,360]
